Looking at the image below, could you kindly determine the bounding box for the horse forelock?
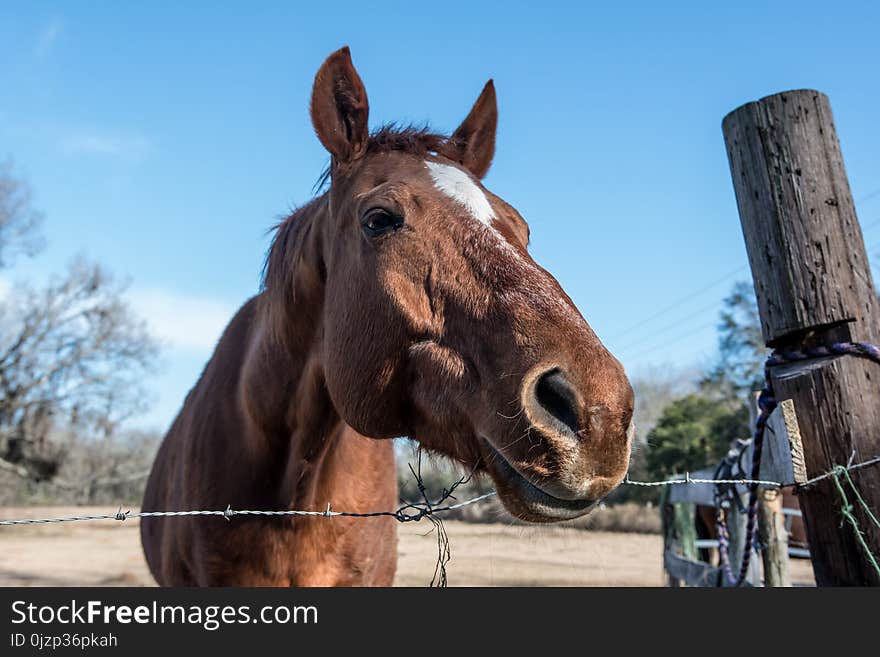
[314,124,450,191]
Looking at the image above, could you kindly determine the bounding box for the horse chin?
[479,438,597,523]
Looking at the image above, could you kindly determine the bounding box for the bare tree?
[0,259,159,481]
[0,159,45,269]
[0,163,159,485]
[47,428,161,504]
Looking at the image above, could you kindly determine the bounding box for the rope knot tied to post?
[715,340,880,586]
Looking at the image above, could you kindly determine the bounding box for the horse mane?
[260,124,448,341]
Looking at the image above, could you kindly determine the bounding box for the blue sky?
[2,2,879,432]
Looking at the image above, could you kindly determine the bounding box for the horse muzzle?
[480,437,599,522]
[477,363,634,522]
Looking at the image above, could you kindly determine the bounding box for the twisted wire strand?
[830,467,880,578]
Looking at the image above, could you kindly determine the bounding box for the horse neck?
[241,194,350,509]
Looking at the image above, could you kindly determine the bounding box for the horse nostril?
[533,368,580,436]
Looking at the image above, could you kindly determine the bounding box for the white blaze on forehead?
[424,160,581,325]
[425,161,496,226]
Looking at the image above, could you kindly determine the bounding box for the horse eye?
[362,209,404,236]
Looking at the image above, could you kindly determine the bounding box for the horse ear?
[310,47,370,166]
[441,80,497,179]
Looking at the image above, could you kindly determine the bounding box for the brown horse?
[141,47,635,586]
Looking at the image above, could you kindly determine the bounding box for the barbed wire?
[625,455,880,491]
[624,474,781,488]
[0,492,498,527]
[3,455,878,528]
[800,454,880,489]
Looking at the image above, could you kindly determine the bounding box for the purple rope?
[715,341,880,586]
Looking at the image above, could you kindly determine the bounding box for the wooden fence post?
[723,89,880,586]
[757,489,792,587]
[661,485,697,586]
[747,390,794,586]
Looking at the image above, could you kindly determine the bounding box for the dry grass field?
[0,507,814,587]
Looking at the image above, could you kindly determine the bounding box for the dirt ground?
[0,507,814,587]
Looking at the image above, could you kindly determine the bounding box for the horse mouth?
[479,438,596,523]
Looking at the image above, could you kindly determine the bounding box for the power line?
[609,187,878,350]
[614,213,878,351]
[611,265,747,341]
[618,321,717,362]
[621,239,880,361]
[862,216,880,234]
[857,187,880,205]
[615,298,723,354]
[620,242,880,362]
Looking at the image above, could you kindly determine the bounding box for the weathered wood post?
[661,486,698,587]
[723,90,880,585]
[757,490,791,587]
[747,391,795,586]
